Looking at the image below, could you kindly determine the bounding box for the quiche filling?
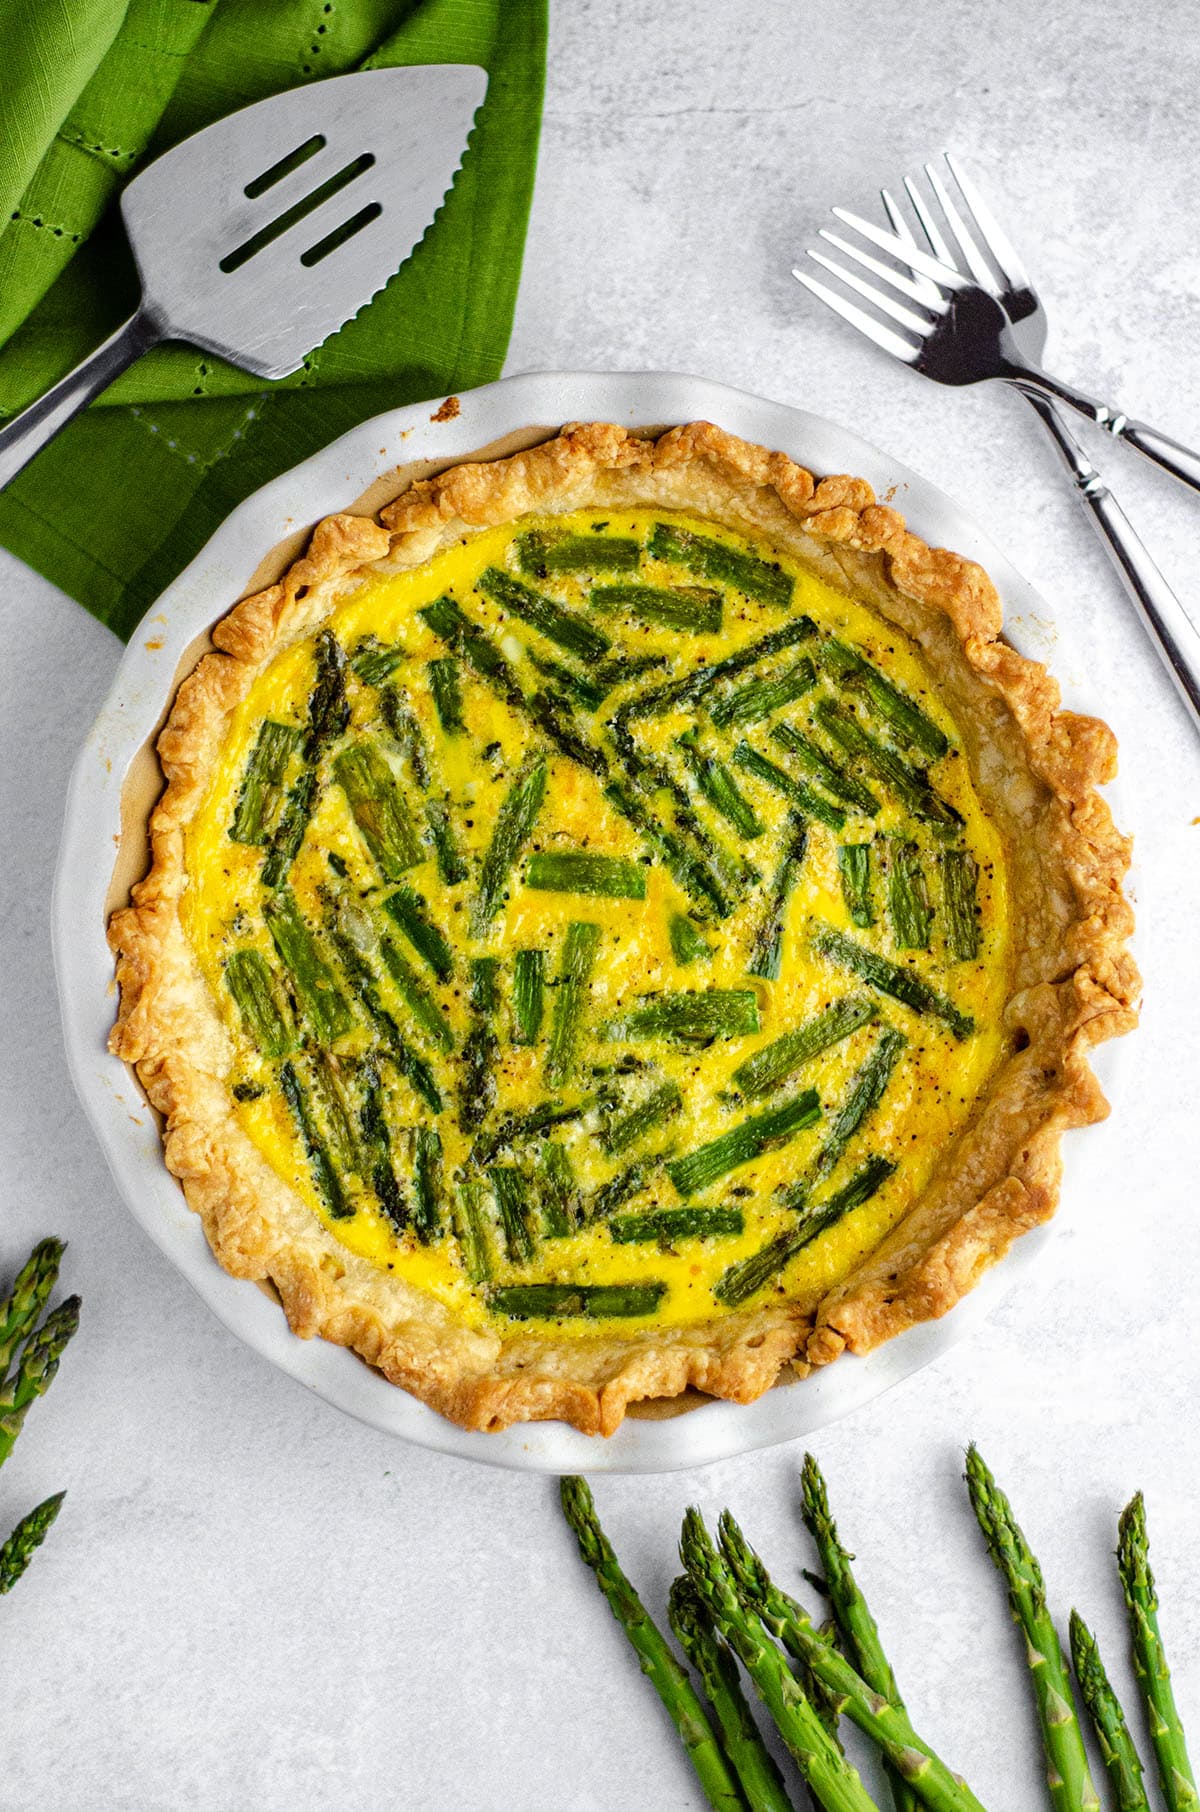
[185,509,1011,1336]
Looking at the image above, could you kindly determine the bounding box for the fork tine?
[829,206,968,291]
[816,228,946,310]
[880,189,944,306]
[900,177,956,269]
[943,152,1031,290]
[923,163,999,295]
[793,270,920,364]
[805,248,934,334]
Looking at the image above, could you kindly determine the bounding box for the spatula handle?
[0,312,160,492]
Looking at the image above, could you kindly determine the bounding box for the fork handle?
[0,310,160,492]
[1014,366,1200,496]
[1013,382,1200,732]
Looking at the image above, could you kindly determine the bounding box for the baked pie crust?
[108,421,1138,1435]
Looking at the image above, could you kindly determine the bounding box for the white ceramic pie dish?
[53,369,1125,1474]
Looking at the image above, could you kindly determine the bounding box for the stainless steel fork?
[797,156,1200,733]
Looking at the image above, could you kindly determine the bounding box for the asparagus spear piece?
[800,1027,906,1197]
[471,755,549,936]
[670,912,715,966]
[307,1049,364,1174]
[604,778,733,921]
[383,885,454,981]
[0,1492,66,1595]
[814,928,974,1041]
[428,655,465,733]
[379,685,432,789]
[537,1139,579,1237]
[546,921,602,1085]
[412,1127,445,1243]
[733,743,848,835]
[731,998,875,1100]
[801,1455,917,1812]
[678,731,766,839]
[559,1479,750,1812]
[478,566,612,662]
[837,846,875,930]
[332,739,425,880]
[493,1282,667,1318]
[526,851,648,899]
[516,530,641,574]
[611,1206,745,1244]
[324,910,443,1114]
[679,1510,882,1812]
[668,1575,798,1812]
[280,1060,353,1220]
[260,631,351,886]
[471,1099,592,1169]
[350,634,406,686]
[886,842,933,951]
[488,1165,538,1264]
[379,936,455,1053]
[818,638,949,762]
[715,1511,989,1812]
[459,958,502,1131]
[814,701,962,837]
[965,1446,1099,1812]
[1069,1610,1151,1812]
[0,1295,81,1470]
[939,849,980,962]
[747,816,809,982]
[263,889,355,1045]
[610,716,755,900]
[229,720,302,844]
[452,1178,493,1283]
[604,990,761,1048]
[592,581,724,635]
[526,647,608,712]
[1117,1492,1198,1812]
[261,766,319,889]
[0,1240,64,1378]
[769,723,881,817]
[667,1090,821,1199]
[224,948,297,1057]
[601,1081,683,1156]
[710,659,817,729]
[512,948,546,1045]
[619,619,816,723]
[585,1157,657,1225]
[714,1156,895,1306]
[358,1056,408,1232]
[649,522,794,609]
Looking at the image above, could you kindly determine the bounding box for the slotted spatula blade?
[0,64,487,489]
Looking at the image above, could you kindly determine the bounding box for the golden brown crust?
[107,421,1138,1434]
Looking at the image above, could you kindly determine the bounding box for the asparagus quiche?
[108,421,1138,1434]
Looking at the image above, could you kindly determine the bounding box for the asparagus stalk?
[261,765,319,889]
[0,1492,66,1595]
[649,522,795,609]
[939,850,980,962]
[611,1206,745,1244]
[710,659,817,729]
[492,1282,667,1318]
[379,685,432,789]
[610,716,755,899]
[546,921,602,1085]
[358,1056,408,1232]
[263,888,355,1045]
[731,998,875,1100]
[604,990,761,1047]
[601,1081,683,1156]
[305,628,352,756]
[604,778,732,920]
[0,1296,81,1470]
[280,1060,353,1220]
[559,1478,750,1811]
[965,1446,1099,1812]
[526,647,608,712]
[383,885,455,981]
[814,701,962,838]
[668,1575,799,1812]
[670,912,715,966]
[813,928,974,1042]
[769,723,881,817]
[472,755,549,936]
[332,739,425,880]
[1117,1492,1198,1812]
[478,566,613,663]
[512,948,546,1045]
[799,1027,905,1197]
[747,817,809,982]
[526,850,648,899]
[452,1178,494,1283]
[817,639,949,762]
[678,731,766,840]
[428,655,465,733]
[516,530,641,574]
[801,1455,917,1812]
[667,1090,821,1199]
[229,720,302,844]
[537,1139,579,1237]
[412,1126,445,1243]
[733,743,848,835]
[585,1157,657,1225]
[459,958,502,1131]
[679,1509,882,1812]
[713,1156,894,1307]
[307,1049,364,1174]
[224,948,298,1057]
[471,1099,592,1168]
[0,1240,64,1377]
[837,846,875,930]
[886,842,933,951]
[619,619,817,724]
[592,581,724,635]
[350,634,406,686]
[379,936,455,1053]
[488,1165,538,1264]
[325,911,443,1114]
[1069,1611,1151,1812]
[715,1511,988,1812]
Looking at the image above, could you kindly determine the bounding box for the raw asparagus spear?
[379,936,454,1053]
[493,1282,667,1318]
[477,566,612,662]
[229,720,302,844]
[709,659,816,729]
[592,581,723,635]
[224,948,297,1057]
[747,816,808,982]
[814,701,962,837]
[610,1206,745,1244]
[383,885,454,981]
[731,997,875,1100]
[801,1455,917,1812]
[1069,1610,1151,1812]
[332,739,425,880]
[604,990,761,1047]
[516,530,641,574]
[668,1575,798,1812]
[837,845,875,930]
[670,912,714,966]
[733,743,847,835]
[886,841,933,951]
[813,928,974,1041]
[0,1240,64,1378]
[460,958,502,1131]
[428,656,465,733]
[471,755,549,936]
[1117,1492,1198,1812]
[818,638,949,762]
[667,1090,820,1198]
[939,849,980,961]
[512,948,546,1045]
[358,1057,408,1232]
[0,1295,81,1471]
[678,1510,882,1812]
[965,1446,1100,1812]
[649,522,794,608]
[678,732,765,840]
[526,851,648,899]
[452,1178,494,1283]
[263,889,355,1045]
[0,1492,66,1595]
[546,921,602,1085]
[559,1479,750,1811]
[713,1156,895,1306]
[769,723,881,816]
[280,1060,353,1220]
[601,1081,683,1156]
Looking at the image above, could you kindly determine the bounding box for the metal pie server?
[0,64,488,491]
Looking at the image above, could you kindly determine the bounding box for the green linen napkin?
[0,0,547,640]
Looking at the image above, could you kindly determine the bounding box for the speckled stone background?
[4,3,1200,1807]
